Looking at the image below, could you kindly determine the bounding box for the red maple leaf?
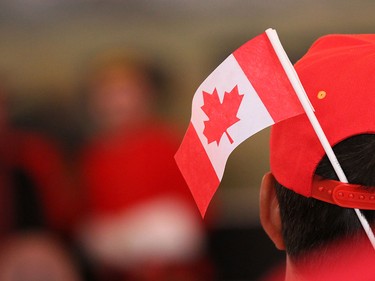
[201,85,244,145]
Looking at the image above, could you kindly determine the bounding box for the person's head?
[259,34,375,270]
[85,50,163,133]
[0,79,13,134]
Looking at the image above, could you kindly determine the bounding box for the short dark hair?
[275,134,375,259]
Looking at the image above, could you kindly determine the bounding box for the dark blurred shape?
[208,226,284,281]
[12,168,45,230]
[77,50,213,280]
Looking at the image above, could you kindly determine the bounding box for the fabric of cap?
[270,34,375,197]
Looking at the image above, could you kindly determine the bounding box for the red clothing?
[0,130,78,235]
[80,121,196,217]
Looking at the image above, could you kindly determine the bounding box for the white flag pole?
[265,28,375,250]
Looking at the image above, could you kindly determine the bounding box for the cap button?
[317,90,327,99]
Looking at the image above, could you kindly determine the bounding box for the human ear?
[259,172,285,250]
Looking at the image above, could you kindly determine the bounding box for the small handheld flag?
[175,28,305,217]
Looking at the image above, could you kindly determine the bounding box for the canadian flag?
[175,30,304,216]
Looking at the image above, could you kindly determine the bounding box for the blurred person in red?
[259,34,375,280]
[0,80,81,280]
[77,51,211,280]
[0,81,79,236]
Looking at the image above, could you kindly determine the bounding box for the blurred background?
[0,0,374,280]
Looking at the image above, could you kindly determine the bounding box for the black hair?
[275,134,375,259]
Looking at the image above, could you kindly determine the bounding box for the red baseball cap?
[270,34,375,209]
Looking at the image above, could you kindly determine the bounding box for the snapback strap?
[312,176,375,210]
